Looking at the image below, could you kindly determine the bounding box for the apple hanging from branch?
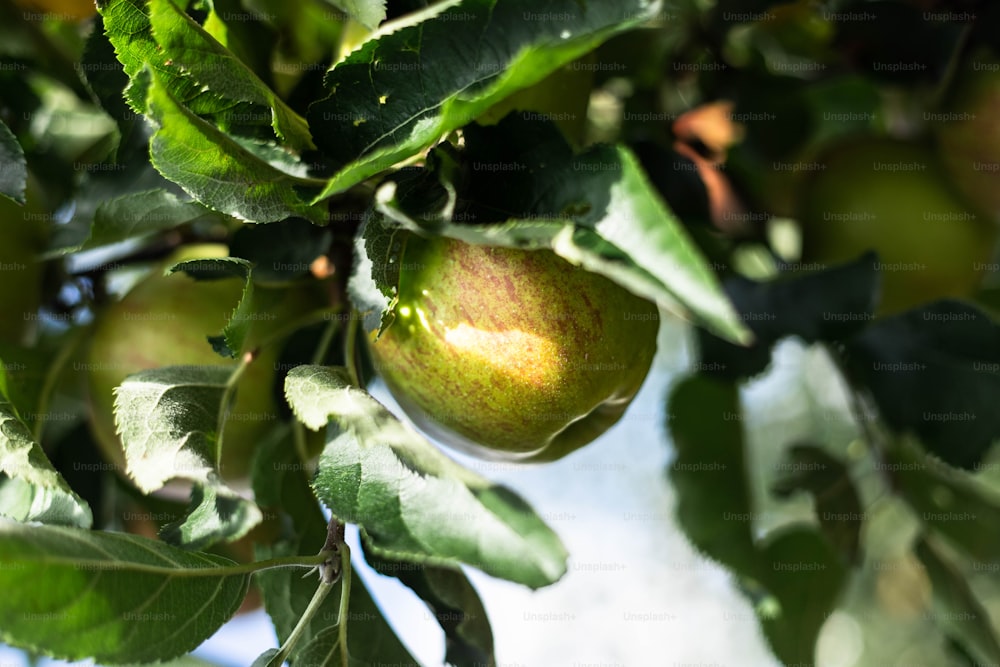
[366,234,660,463]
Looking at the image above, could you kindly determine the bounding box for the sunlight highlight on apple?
[443,323,558,387]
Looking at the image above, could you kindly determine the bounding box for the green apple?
[366,234,659,462]
[87,244,323,482]
[936,57,1000,222]
[797,138,998,314]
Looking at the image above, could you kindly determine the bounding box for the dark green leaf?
[148,0,315,151]
[887,438,1000,563]
[0,118,27,204]
[308,0,659,197]
[757,526,847,665]
[697,254,878,380]
[364,545,494,666]
[145,68,324,223]
[0,522,249,664]
[0,395,92,528]
[114,365,263,548]
[293,626,345,666]
[0,342,56,428]
[80,13,138,150]
[843,300,1000,469]
[99,0,239,117]
[167,256,254,358]
[250,649,282,667]
[667,375,761,578]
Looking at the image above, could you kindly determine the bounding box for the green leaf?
[667,375,761,578]
[148,0,315,151]
[145,67,325,223]
[364,545,494,666]
[285,365,568,589]
[167,256,254,358]
[308,0,661,198]
[667,377,847,664]
[293,626,344,666]
[80,12,139,152]
[252,431,420,666]
[98,0,240,117]
[696,256,879,381]
[0,521,249,664]
[757,526,847,666]
[916,535,1000,666]
[888,438,1000,563]
[54,189,219,254]
[0,118,27,204]
[113,365,262,548]
[352,209,405,333]
[114,365,230,492]
[843,300,1000,469]
[322,0,386,30]
[0,396,92,528]
[0,343,58,431]
[158,482,263,552]
[250,648,282,667]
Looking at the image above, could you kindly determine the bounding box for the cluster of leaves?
[0,0,998,666]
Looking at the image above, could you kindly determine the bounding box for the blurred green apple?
[13,0,96,20]
[936,56,1000,222]
[366,234,659,462]
[87,244,323,482]
[797,138,997,314]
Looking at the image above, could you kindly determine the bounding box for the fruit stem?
[266,560,337,664]
[337,542,353,667]
[262,519,350,664]
[252,308,341,353]
[311,318,340,366]
[291,420,312,473]
[321,518,353,667]
[344,315,362,388]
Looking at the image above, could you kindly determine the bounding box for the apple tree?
[0,0,999,665]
